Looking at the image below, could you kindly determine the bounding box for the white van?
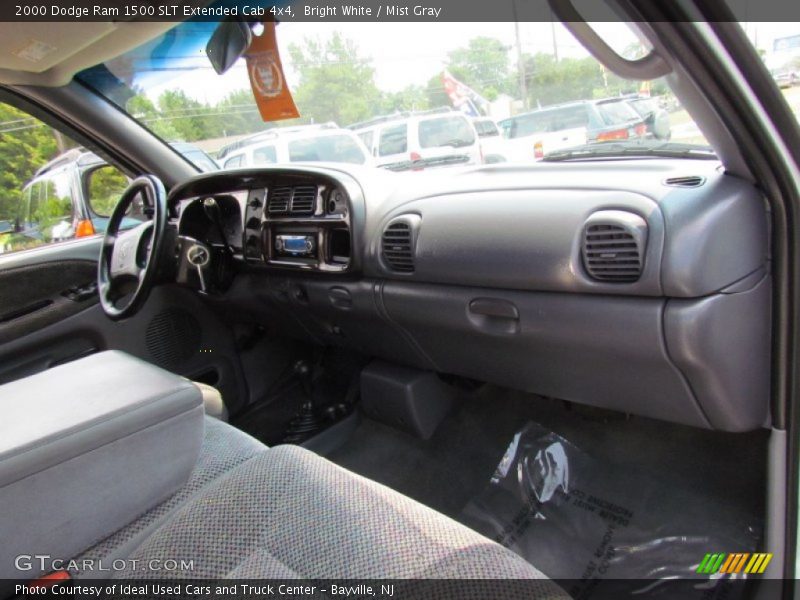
[350,109,482,171]
[217,124,371,168]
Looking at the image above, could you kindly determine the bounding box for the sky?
[147,21,638,103]
[144,19,800,105]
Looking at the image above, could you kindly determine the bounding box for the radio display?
[275,234,316,257]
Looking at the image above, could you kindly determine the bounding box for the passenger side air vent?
[581,210,648,283]
[382,217,420,273]
[290,185,318,215]
[663,175,705,187]
[268,186,292,213]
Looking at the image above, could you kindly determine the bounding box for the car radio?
[274,234,317,257]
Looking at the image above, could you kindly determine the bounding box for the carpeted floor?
[325,384,768,526]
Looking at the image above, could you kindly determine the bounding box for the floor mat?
[460,421,763,599]
[327,386,766,525]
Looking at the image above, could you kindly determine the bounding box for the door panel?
[0,259,98,344]
[0,242,249,413]
[0,94,248,412]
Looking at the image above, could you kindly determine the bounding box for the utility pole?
[512,0,528,110]
[551,19,559,62]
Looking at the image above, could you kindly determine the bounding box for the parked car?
[498,98,647,161]
[1,149,131,254]
[349,108,482,171]
[471,116,507,163]
[0,142,217,254]
[624,95,672,140]
[171,141,220,172]
[771,68,800,89]
[216,123,371,168]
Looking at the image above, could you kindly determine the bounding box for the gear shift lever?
[294,359,313,399]
[283,359,324,443]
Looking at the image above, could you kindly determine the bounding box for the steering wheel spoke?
[98,175,167,320]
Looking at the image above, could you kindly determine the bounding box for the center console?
[243,175,353,272]
[0,351,204,581]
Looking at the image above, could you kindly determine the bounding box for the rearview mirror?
[206,19,253,75]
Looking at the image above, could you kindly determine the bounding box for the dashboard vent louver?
[581,211,647,283]
[268,186,292,213]
[663,175,705,188]
[290,185,318,215]
[382,219,417,273]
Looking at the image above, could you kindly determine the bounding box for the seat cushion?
[111,444,567,595]
[69,416,266,577]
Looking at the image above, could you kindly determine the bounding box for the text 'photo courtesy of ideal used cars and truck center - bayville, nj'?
[3,0,800,599]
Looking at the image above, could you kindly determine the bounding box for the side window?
[224,155,244,169]
[515,113,548,137]
[479,121,499,137]
[555,106,589,130]
[378,124,408,156]
[253,146,277,164]
[0,101,119,255]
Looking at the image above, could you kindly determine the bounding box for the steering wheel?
[98,175,168,320]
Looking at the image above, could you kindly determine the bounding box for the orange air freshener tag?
[245,21,300,122]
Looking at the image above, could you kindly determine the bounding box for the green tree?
[127,93,181,141]
[287,32,382,126]
[447,37,513,99]
[516,53,606,106]
[156,89,215,141]
[0,102,59,222]
[380,85,430,113]
[215,89,264,137]
[425,73,450,109]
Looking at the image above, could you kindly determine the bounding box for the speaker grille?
[145,309,201,368]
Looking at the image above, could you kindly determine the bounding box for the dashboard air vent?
[382,219,417,273]
[581,211,647,283]
[663,175,705,188]
[268,186,291,213]
[290,185,318,215]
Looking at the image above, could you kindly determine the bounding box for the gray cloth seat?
[75,418,565,595]
[70,416,266,576]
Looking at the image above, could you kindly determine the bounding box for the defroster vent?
[663,175,705,188]
[581,211,647,283]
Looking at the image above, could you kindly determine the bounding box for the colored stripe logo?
[697,553,773,574]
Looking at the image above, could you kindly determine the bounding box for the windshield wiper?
[439,139,473,148]
[542,141,717,162]
[384,154,471,172]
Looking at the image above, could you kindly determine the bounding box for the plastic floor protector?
[460,422,762,599]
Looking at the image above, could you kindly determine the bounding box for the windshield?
[75,20,722,168]
[287,134,367,164]
[474,120,499,137]
[596,100,641,125]
[418,116,476,149]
